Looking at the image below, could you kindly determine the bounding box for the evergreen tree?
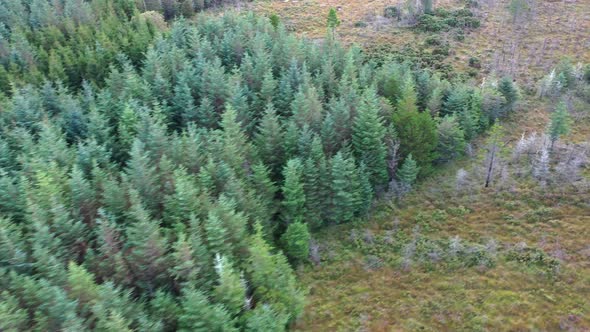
[214,254,246,317]
[330,152,357,224]
[245,304,289,332]
[392,102,438,176]
[178,288,237,332]
[327,8,341,28]
[498,77,518,112]
[204,211,232,258]
[435,116,466,163]
[397,153,419,191]
[397,73,419,114]
[247,224,305,321]
[255,103,285,179]
[125,190,169,293]
[352,87,388,188]
[280,158,306,225]
[281,221,310,263]
[547,102,571,150]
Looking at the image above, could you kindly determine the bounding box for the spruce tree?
[245,304,289,332]
[281,221,310,263]
[397,153,420,190]
[435,116,466,163]
[498,77,518,112]
[547,102,571,151]
[255,103,285,179]
[392,102,438,176]
[178,288,237,332]
[352,87,388,188]
[247,224,305,321]
[213,254,246,317]
[281,158,306,225]
[327,8,341,28]
[330,152,356,224]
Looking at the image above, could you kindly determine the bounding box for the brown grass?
[234,0,590,86]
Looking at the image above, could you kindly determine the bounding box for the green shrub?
[432,45,450,56]
[417,8,479,32]
[354,21,368,28]
[463,17,481,28]
[454,31,465,41]
[431,209,448,223]
[468,56,481,68]
[384,6,401,20]
[424,35,443,46]
[463,245,496,268]
[447,205,469,217]
[417,14,447,32]
[506,247,560,275]
[524,207,554,223]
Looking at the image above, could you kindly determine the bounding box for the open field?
[239,0,590,86]
[293,121,590,330]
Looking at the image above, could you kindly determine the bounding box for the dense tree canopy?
[0,3,518,330]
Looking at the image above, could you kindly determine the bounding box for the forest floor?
[227,0,590,330]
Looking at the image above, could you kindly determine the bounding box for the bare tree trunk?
[484,145,496,188]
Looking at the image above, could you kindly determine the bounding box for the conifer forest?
[0,0,588,330]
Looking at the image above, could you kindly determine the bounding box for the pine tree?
[175,71,197,128]
[218,105,253,177]
[397,153,420,191]
[66,262,100,320]
[255,103,285,179]
[0,291,28,331]
[0,217,27,270]
[397,73,418,114]
[327,8,341,28]
[204,211,232,258]
[352,87,388,188]
[281,221,310,263]
[498,77,518,112]
[178,288,237,332]
[125,190,169,293]
[281,158,306,225]
[213,254,246,317]
[435,116,466,163]
[247,224,305,321]
[195,97,217,129]
[258,69,277,110]
[150,290,181,331]
[124,139,160,214]
[249,163,278,235]
[245,304,289,332]
[547,102,571,151]
[330,152,357,224]
[356,162,374,216]
[169,232,199,285]
[392,102,438,176]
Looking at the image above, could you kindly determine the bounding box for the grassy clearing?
[454,0,590,86]
[289,92,590,330]
[293,137,590,330]
[236,0,590,85]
